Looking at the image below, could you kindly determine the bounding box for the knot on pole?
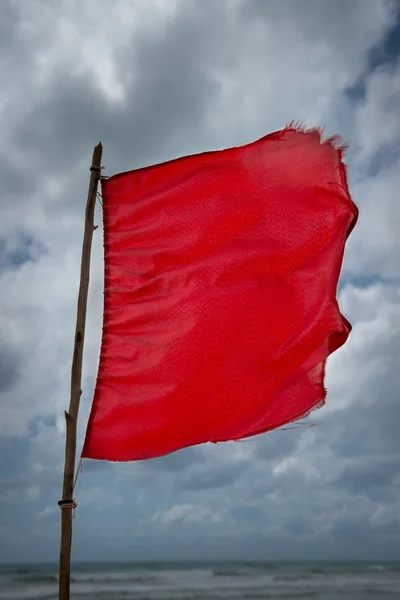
[58,500,77,509]
[58,499,78,520]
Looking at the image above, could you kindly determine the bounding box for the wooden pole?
[59,143,103,600]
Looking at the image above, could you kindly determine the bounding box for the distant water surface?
[1,561,399,599]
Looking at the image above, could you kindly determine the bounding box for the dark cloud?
[14,75,111,172]
[0,232,46,271]
[330,376,400,459]
[144,447,203,473]
[332,457,399,494]
[254,428,301,460]
[243,0,394,51]
[0,1,20,50]
[82,459,114,473]
[0,156,34,198]
[369,11,400,68]
[0,342,20,392]
[7,0,227,208]
[179,460,247,490]
[0,0,399,564]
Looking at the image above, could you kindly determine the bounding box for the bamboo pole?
[59,143,103,600]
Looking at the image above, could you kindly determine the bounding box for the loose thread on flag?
[285,121,349,155]
[73,457,83,493]
[232,421,318,442]
[279,424,318,431]
[71,458,83,519]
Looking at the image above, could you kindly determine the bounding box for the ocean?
[0,561,399,600]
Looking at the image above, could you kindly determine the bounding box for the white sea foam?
[0,563,399,600]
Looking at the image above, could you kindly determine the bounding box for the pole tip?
[92,142,103,164]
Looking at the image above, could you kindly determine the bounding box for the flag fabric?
[82,126,358,462]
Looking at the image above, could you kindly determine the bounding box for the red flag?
[82,126,358,461]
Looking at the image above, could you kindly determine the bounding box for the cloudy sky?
[1,0,400,564]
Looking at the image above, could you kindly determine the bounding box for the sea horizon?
[1,558,400,565]
[1,559,399,599]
